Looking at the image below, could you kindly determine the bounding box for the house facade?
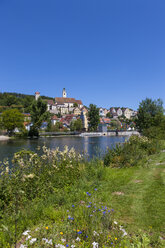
[36,89,83,115]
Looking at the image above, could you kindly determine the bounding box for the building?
[38,88,83,115]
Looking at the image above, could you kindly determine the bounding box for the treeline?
[0,92,53,113]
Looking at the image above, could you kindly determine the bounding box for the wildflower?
[93,231,99,236]
[92,241,99,248]
[45,226,49,230]
[66,245,69,247]
[71,245,75,248]
[77,231,82,234]
[26,235,31,240]
[20,245,27,248]
[87,205,91,208]
[22,230,30,235]
[103,211,106,214]
[114,221,118,225]
[60,232,63,235]
[61,238,66,242]
[115,237,117,240]
[94,188,97,191]
[72,205,75,207]
[76,237,81,241]
[30,238,37,244]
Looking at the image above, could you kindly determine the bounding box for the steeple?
[35,91,40,101]
[62,88,67,98]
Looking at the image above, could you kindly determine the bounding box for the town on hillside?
[0,88,137,134]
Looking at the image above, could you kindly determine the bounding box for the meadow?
[0,136,165,247]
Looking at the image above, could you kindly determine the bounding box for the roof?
[51,115,58,120]
[45,99,54,105]
[55,97,83,105]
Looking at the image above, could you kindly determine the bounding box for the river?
[0,135,128,162]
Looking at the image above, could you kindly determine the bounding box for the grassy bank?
[0,138,165,247]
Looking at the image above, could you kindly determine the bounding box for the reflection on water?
[0,136,128,162]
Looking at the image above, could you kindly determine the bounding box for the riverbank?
[1,138,165,247]
[0,135,10,141]
[79,130,140,137]
[39,130,140,137]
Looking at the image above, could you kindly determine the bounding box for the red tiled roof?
[46,99,54,105]
[51,115,58,120]
[55,97,82,105]
[102,118,111,124]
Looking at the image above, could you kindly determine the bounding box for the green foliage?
[0,143,165,247]
[88,104,100,131]
[1,109,24,135]
[70,119,83,131]
[73,102,78,108]
[104,135,160,167]
[50,121,63,131]
[109,119,121,130]
[136,98,164,133]
[106,112,112,118]
[0,92,54,113]
[30,97,51,132]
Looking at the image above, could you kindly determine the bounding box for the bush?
[104,135,160,168]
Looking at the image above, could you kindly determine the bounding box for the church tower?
[62,88,67,98]
[35,91,40,101]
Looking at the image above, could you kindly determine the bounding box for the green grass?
[1,143,165,247]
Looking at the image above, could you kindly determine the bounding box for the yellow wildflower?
[115,237,117,240]
[60,232,63,235]
[45,226,48,230]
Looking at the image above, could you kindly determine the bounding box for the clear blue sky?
[0,0,165,110]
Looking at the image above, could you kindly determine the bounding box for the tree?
[136,98,164,133]
[88,104,100,131]
[30,97,51,136]
[106,112,112,118]
[70,119,83,131]
[1,109,24,135]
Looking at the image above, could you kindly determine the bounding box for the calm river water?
[0,135,128,162]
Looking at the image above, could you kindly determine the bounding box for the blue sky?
[0,0,165,110]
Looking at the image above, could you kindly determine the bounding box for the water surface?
[0,135,128,162]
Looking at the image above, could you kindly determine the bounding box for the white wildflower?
[119,225,127,236]
[30,238,37,244]
[61,238,66,242]
[114,221,118,225]
[92,241,99,248]
[26,235,31,240]
[20,245,27,248]
[22,230,30,236]
[56,245,65,248]
[76,237,81,242]
[93,231,99,236]
[24,174,35,179]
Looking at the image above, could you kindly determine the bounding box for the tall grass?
[0,137,165,247]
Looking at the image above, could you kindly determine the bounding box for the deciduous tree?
[2,109,24,135]
[88,104,100,131]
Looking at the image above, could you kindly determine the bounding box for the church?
[35,88,83,115]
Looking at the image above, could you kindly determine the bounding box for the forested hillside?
[0,92,53,112]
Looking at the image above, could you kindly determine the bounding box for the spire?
[62,88,67,98]
[35,91,40,101]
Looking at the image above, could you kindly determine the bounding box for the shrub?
[103,135,160,168]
